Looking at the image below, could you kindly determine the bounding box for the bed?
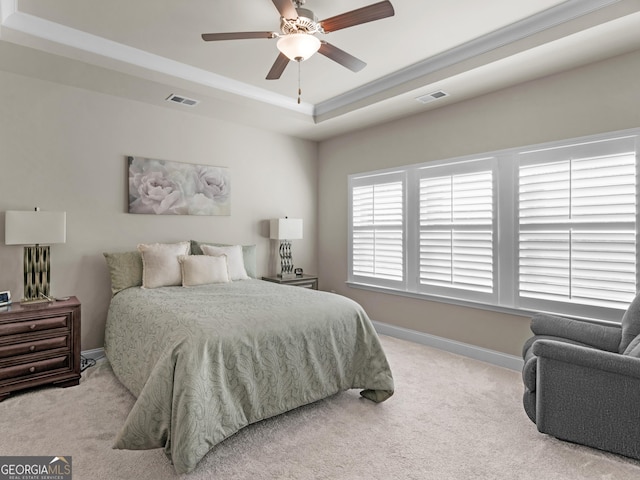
[104,278,394,473]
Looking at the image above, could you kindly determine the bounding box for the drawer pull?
[29,367,36,373]
[30,324,37,330]
[29,345,36,352]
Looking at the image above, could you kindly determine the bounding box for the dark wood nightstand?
[0,297,81,401]
[262,274,319,290]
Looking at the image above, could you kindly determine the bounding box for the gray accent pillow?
[103,251,143,296]
[190,240,257,278]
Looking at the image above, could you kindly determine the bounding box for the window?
[348,129,639,322]
[517,136,637,313]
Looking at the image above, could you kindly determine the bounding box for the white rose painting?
[128,156,230,215]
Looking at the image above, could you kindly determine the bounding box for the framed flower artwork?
[127,156,230,216]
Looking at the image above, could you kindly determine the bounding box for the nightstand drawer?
[0,335,68,359]
[0,315,68,337]
[0,355,69,381]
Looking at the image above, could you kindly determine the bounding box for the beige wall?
[318,49,640,357]
[0,70,318,350]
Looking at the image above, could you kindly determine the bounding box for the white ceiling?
[1,0,640,141]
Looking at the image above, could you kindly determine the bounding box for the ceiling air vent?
[415,91,449,104]
[166,94,200,107]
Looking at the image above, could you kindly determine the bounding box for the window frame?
[347,128,640,323]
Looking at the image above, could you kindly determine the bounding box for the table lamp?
[270,217,302,279]
[5,208,67,303]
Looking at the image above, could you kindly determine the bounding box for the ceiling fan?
[201,0,395,81]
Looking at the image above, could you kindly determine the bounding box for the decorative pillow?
[103,251,143,295]
[201,244,250,281]
[178,255,230,286]
[137,241,191,288]
[190,241,257,278]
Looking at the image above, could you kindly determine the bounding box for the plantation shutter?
[518,136,638,310]
[418,160,495,300]
[350,172,404,286]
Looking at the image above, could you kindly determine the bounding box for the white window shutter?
[351,176,404,283]
[419,167,494,295]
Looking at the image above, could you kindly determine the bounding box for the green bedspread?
[104,280,394,473]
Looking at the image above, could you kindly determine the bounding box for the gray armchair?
[522,295,640,460]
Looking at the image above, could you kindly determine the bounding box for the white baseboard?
[81,347,106,361]
[373,321,524,371]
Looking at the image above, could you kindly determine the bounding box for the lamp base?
[23,245,51,302]
[278,240,296,278]
[20,297,52,305]
[277,273,298,280]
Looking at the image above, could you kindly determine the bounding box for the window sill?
[345,281,622,327]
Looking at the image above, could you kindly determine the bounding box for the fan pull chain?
[297,61,302,104]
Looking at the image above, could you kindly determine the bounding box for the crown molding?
[314,0,622,118]
[0,7,314,116]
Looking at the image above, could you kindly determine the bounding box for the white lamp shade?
[270,218,303,240]
[5,210,67,245]
[277,33,321,61]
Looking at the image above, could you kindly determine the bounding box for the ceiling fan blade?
[201,31,276,41]
[271,0,298,19]
[319,1,395,33]
[266,53,290,80]
[318,42,366,72]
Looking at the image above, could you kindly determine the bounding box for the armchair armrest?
[532,339,640,379]
[530,313,621,352]
[533,339,640,460]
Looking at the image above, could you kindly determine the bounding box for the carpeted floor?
[1,335,640,479]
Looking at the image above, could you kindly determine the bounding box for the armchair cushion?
[530,313,621,352]
[623,334,640,357]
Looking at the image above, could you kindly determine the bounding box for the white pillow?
[137,241,190,288]
[201,244,250,281]
[178,255,229,286]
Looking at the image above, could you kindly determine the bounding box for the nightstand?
[0,297,81,401]
[262,274,319,290]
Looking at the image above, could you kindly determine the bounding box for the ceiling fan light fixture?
[277,33,321,61]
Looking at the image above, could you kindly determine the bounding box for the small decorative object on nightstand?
[262,274,318,290]
[0,296,81,401]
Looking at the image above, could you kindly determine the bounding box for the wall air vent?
[415,90,449,104]
[166,94,200,107]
